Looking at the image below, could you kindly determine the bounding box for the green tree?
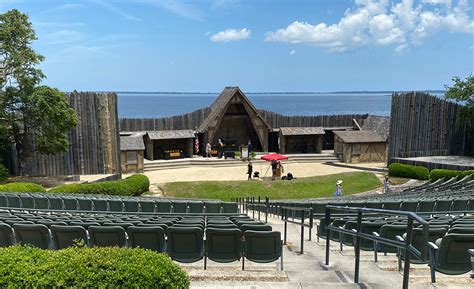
[0,9,78,174]
[445,75,474,155]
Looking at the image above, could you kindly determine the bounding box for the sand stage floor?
[141,162,386,186]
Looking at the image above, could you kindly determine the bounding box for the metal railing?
[281,206,313,254]
[324,205,429,289]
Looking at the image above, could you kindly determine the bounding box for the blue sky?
[1,0,473,92]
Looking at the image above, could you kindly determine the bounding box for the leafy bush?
[388,163,430,180]
[50,174,150,196]
[430,169,474,181]
[0,246,189,288]
[0,182,46,193]
[0,164,8,183]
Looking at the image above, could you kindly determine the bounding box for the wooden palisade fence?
[2,92,121,177]
[388,92,469,161]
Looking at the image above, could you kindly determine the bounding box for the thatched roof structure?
[280,127,325,136]
[333,130,385,143]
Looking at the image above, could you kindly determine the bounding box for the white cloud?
[289,49,296,55]
[42,29,83,45]
[265,0,474,52]
[210,28,251,42]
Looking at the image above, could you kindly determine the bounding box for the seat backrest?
[6,195,21,208]
[244,231,282,263]
[62,198,78,210]
[222,202,238,213]
[77,199,93,211]
[92,199,107,211]
[378,224,408,252]
[13,224,51,249]
[417,201,436,212]
[107,200,124,212]
[88,226,127,247]
[360,222,385,250]
[166,227,204,263]
[0,223,14,247]
[156,201,171,213]
[206,228,242,262]
[435,233,474,274]
[240,224,272,233]
[19,196,35,209]
[127,226,166,252]
[139,201,156,213]
[383,201,401,211]
[37,221,68,228]
[448,226,474,234]
[124,201,140,213]
[50,225,89,249]
[451,199,469,211]
[205,202,222,213]
[188,202,204,213]
[172,202,188,214]
[0,194,8,207]
[69,221,100,229]
[207,223,238,229]
[48,197,64,210]
[434,200,452,212]
[400,201,418,212]
[34,196,49,209]
[103,222,134,229]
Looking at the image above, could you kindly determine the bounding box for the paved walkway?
[184,216,473,289]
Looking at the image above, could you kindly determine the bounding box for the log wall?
[120,109,367,131]
[388,92,468,161]
[3,92,121,177]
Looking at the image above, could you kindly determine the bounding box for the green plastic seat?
[0,223,14,247]
[0,194,8,207]
[205,228,242,269]
[206,223,238,229]
[92,199,107,211]
[449,226,474,234]
[401,227,448,264]
[6,195,21,208]
[451,199,469,211]
[205,202,222,213]
[156,201,172,213]
[428,233,474,282]
[240,224,272,233]
[34,196,49,209]
[62,198,78,210]
[88,226,127,247]
[434,200,452,212]
[188,202,204,213]
[77,198,93,211]
[48,197,64,210]
[222,202,238,213]
[69,221,100,229]
[139,201,156,213]
[127,226,166,252]
[123,200,139,212]
[19,195,35,209]
[51,225,89,249]
[172,202,188,214]
[383,201,401,211]
[166,227,204,263]
[103,222,134,229]
[107,200,124,212]
[360,221,385,251]
[417,201,436,212]
[37,220,68,228]
[243,230,283,270]
[13,224,51,249]
[375,224,408,254]
[400,201,418,212]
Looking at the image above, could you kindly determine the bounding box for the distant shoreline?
[115,90,445,95]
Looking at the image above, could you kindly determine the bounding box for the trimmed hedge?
[430,169,474,181]
[0,246,189,288]
[0,182,46,193]
[388,163,430,180]
[50,174,150,196]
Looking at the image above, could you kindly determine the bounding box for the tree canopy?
[0,9,78,174]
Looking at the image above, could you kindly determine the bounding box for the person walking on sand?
[247,161,253,180]
[334,180,343,197]
[205,142,212,158]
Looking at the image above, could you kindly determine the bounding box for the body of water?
[117,92,444,118]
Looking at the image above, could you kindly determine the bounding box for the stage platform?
[391,155,474,171]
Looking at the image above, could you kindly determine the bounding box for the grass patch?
[162,172,382,201]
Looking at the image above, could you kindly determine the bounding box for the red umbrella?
[260,153,288,161]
